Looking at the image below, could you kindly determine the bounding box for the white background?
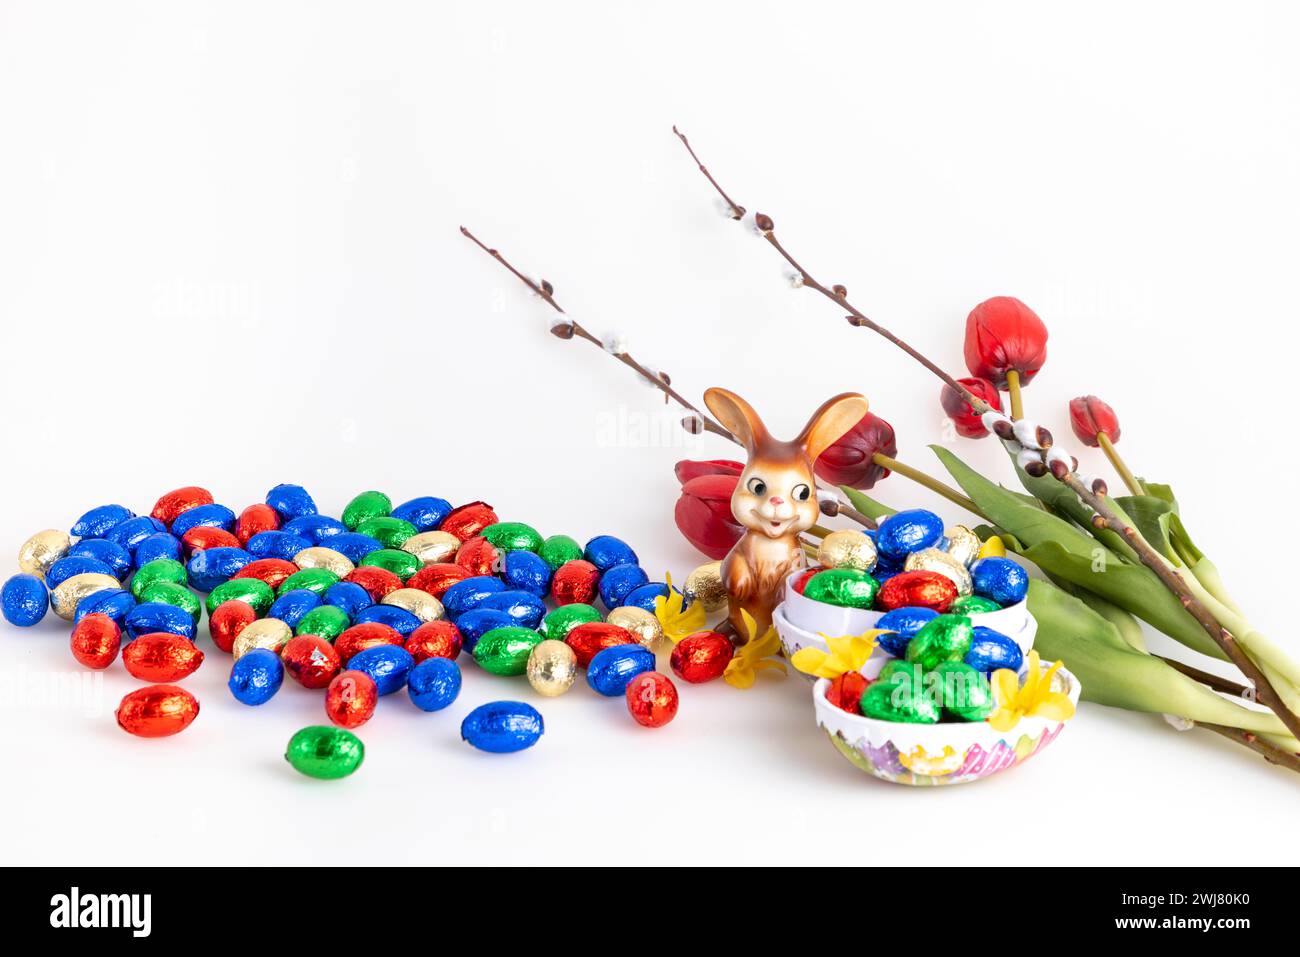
[2,1,1298,866]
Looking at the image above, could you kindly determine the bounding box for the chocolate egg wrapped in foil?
[247,530,314,562]
[232,618,293,660]
[904,614,974,670]
[351,604,421,638]
[473,625,545,676]
[933,660,994,721]
[71,504,135,539]
[125,601,196,641]
[344,566,403,601]
[130,558,187,599]
[859,670,940,724]
[265,483,318,521]
[293,546,355,578]
[116,684,199,737]
[137,582,201,622]
[2,574,49,626]
[206,578,275,615]
[598,564,649,610]
[323,581,374,619]
[277,568,340,597]
[236,504,281,544]
[526,639,579,696]
[538,534,584,571]
[170,503,237,539]
[295,605,351,642]
[285,726,364,779]
[390,496,453,533]
[875,509,945,563]
[229,648,284,705]
[501,551,552,598]
[461,701,544,754]
[105,516,167,553]
[342,490,392,530]
[18,529,72,579]
[816,530,878,573]
[875,570,958,613]
[70,613,121,669]
[184,547,252,593]
[683,562,728,613]
[324,670,376,727]
[381,587,444,624]
[586,644,656,697]
[347,644,414,695]
[874,606,939,657]
[584,535,638,572]
[358,548,420,581]
[234,557,303,591]
[970,557,1030,606]
[605,606,663,647]
[283,514,347,544]
[949,595,1000,616]
[267,589,322,628]
[51,572,120,620]
[134,532,183,567]
[802,568,879,609]
[621,582,671,614]
[480,590,546,630]
[405,620,463,662]
[151,487,214,526]
[354,516,417,549]
[441,576,506,618]
[456,609,519,652]
[407,657,462,712]
[944,525,981,567]
[439,502,498,542]
[540,603,602,641]
[481,522,544,553]
[401,530,460,565]
[73,588,136,627]
[964,625,1024,675]
[67,539,131,580]
[551,559,600,606]
[122,632,205,682]
[903,547,973,597]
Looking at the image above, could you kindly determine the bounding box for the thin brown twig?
[1159,655,1254,700]
[1198,723,1300,775]
[671,126,1300,745]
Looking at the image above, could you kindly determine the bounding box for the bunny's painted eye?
[747,477,768,496]
[793,484,811,502]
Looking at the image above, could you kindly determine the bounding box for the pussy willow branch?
[672,126,1300,746]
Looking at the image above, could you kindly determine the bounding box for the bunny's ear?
[796,392,870,463]
[704,387,769,454]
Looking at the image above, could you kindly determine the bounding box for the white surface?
[2,1,1298,865]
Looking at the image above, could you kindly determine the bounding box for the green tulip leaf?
[1013,456,1140,563]
[1114,495,1181,564]
[838,486,896,521]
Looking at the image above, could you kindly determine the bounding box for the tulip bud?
[963,296,1049,389]
[674,460,744,484]
[940,377,1002,438]
[1068,395,1121,448]
[674,473,745,559]
[813,411,898,490]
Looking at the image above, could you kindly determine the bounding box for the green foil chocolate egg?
[803,568,879,609]
[473,626,545,676]
[358,549,420,581]
[859,670,940,724]
[277,567,340,597]
[285,726,365,780]
[538,535,583,571]
[131,559,188,599]
[540,603,602,640]
[353,516,418,549]
[295,605,351,641]
[342,491,392,531]
[138,581,201,622]
[932,660,994,721]
[949,595,1000,616]
[207,578,274,616]
[905,614,974,670]
[481,522,544,553]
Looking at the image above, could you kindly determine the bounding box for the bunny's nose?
[769,496,785,506]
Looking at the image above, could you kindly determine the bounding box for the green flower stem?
[1097,433,1144,497]
[871,453,985,520]
[1005,370,1024,420]
[1188,556,1246,618]
[806,525,832,539]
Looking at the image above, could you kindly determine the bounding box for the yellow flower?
[790,630,886,679]
[986,650,1075,732]
[654,571,706,643]
[723,609,787,689]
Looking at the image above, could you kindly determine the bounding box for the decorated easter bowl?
[812,658,1080,786]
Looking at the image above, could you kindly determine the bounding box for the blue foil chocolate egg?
[876,509,945,562]
[501,551,551,597]
[170,503,237,537]
[321,532,384,564]
[229,648,284,705]
[74,588,136,626]
[480,590,547,630]
[246,530,313,562]
[352,604,421,637]
[71,504,135,539]
[2,574,49,626]
[964,625,1024,674]
[185,546,253,592]
[598,564,649,610]
[390,496,454,532]
[348,644,414,695]
[106,516,168,553]
[133,532,183,567]
[124,601,196,641]
[970,557,1029,606]
[461,701,544,753]
[584,535,638,572]
[47,556,114,589]
[407,657,462,712]
[456,609,521,652]
[622,582,673,614]
[441,576,507,619]
[875,606,940,657]
[323,581,373,618]
[67,539,132,580]
[268,588,323,629]
[266,483,318,521]
[283,514,348,544]
[586,644,656,697]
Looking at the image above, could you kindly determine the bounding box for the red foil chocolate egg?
[670,631,734,683]
[122,633,205,682]
[181,526,242,555]
[335,622,404,664]
[236,504,281,543]
[876,570,958,612]
[232,558,300,590]
[116,684,199,737]
[209,599,257,654]
[405,620,463,662]
[826,671,870,714]
[151,486,214,527]
[455,536,501,577]
[70,613,121,670]
[439,501,499,542]
[551,559,600,606]
[625,671,679,728]
[281,635,342,689]
[565,622,637,667]
[407,563,470,599]
[793,568,819,595]
[344,566,403,601]
[325,670,378,729]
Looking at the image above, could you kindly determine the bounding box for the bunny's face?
[731,455,818,540]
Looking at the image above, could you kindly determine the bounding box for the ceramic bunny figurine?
[702,387,870,642]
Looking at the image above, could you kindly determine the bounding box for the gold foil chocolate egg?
[606,606,664,647]
[232,618,293,660]
[292,546,355,578]
[945,525,981,567]
[816,529,878,573]
[903,547,973,597]
[50,572,120,620]
[401,531,460,565]
[683,561,728,613]
[19,529,72,579]
[381,587,444,623]
[526,639,578,696]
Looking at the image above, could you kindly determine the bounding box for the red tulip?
[1069,395,1121,447]
[814,411,898,490]
[963,296,1048,389]
[941,377,1003,438]
[674,472,744,559]
[674,459,743,483]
